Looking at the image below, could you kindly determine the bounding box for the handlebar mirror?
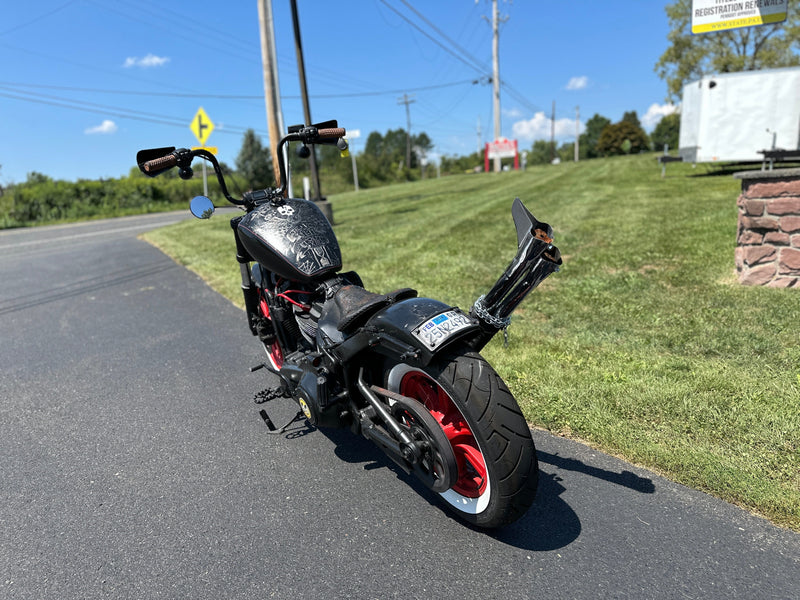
[190,196,215,219]
[136,147,176,177]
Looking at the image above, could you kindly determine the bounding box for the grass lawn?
[143,153,800,530]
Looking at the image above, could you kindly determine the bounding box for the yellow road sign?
[190,107,214,145]
[192,146,218,155]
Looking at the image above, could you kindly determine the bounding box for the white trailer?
[678,66,800,164]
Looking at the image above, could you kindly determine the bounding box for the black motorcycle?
[137,121,561,528]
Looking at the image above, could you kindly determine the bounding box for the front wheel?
[386,346,538,528]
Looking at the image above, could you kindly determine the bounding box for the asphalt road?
[1,214,798,599]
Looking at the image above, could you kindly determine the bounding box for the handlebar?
[316,127,346,139]
[142,154,177,174]
[136,122,347,208]
[274,124,347,198]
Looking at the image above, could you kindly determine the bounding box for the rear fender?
[321,297,481,367]
[368,297,479,357]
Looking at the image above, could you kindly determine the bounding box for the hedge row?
[0,172,211,229]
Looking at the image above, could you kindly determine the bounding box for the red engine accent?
[269,342,284,370]
[258,297,284,370]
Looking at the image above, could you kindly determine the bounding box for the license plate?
[412,309,475,350]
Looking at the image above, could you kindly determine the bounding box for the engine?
[290,353,345,428]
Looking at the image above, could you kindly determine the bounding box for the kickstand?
[259,409,306,435]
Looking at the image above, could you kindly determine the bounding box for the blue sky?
[0,1,678,184]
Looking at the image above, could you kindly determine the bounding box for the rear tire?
[386,346,538,528]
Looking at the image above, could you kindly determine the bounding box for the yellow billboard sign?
[691,0,787,34]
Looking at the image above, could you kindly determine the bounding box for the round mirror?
[189,196,215,219]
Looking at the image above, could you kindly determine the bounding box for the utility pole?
[477,116,482,155]
[550,100,556,163]
[575,105,580,162]
[347,129,361,192]
[289,0,331,220]
[257,0,285,188]
[490,0,503,172]
[398,93,415,171]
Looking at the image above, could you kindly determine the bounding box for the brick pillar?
[734,168,800,287]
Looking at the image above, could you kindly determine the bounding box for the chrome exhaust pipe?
[470,198,562,349]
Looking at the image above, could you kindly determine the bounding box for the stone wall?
[734,168,800,287]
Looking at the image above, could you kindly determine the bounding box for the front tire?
[386,346,538,528]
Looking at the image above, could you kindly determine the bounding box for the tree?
[235,129,274,190]
[360,129,434,183]
[364,129,409,167]
[557,142,576,163]
[439,152,482,175]
[527,140,553,165]
[26,171,52,184]
[621,111,643,130]
[596,120,650,156]
[316,143,351,179]
[412,132,433,169]
[579,114,611,159]
[651,113,681,151]
[656,0,800,101]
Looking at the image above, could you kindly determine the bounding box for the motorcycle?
[136,121,561,528]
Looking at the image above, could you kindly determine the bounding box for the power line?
[381,2,545,119]
[86,0,259,65]
[0,0,78,36]
[0,79,480,101]
[377,0,489,75]
[0,40,206,96]
[0,87,266,136]
[398,0,491,73]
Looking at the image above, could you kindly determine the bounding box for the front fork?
[231,215,260,335]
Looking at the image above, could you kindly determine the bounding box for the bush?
[651,113,681,152]
[1,171,211,228]
[596,121,651,156]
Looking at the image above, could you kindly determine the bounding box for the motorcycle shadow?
[317,428,614,552]
[491,451,656,551]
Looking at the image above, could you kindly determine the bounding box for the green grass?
[143,153,800,530]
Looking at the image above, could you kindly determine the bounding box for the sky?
[0,1,679,184]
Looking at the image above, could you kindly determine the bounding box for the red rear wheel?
[398,372,487,498]
[386,347,538,528]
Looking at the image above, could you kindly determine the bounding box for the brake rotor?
[390,395,459,493]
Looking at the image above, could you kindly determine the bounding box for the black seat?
[327,285,417,333]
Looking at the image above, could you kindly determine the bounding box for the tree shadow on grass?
[686,162,800,177]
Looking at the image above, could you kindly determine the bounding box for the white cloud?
[502,107,523,119]
[85,120,118,135]
[512,112,584,142]
[566,76,588,91]
[123,54,170,68]
[642,102,678,130]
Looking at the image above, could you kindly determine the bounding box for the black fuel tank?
[237,198,342,283]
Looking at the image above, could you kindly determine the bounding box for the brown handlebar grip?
[316,127,346,139]
[143,154,177,173]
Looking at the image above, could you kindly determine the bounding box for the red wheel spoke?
[452,443,487,495]
[400,371,488,499]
